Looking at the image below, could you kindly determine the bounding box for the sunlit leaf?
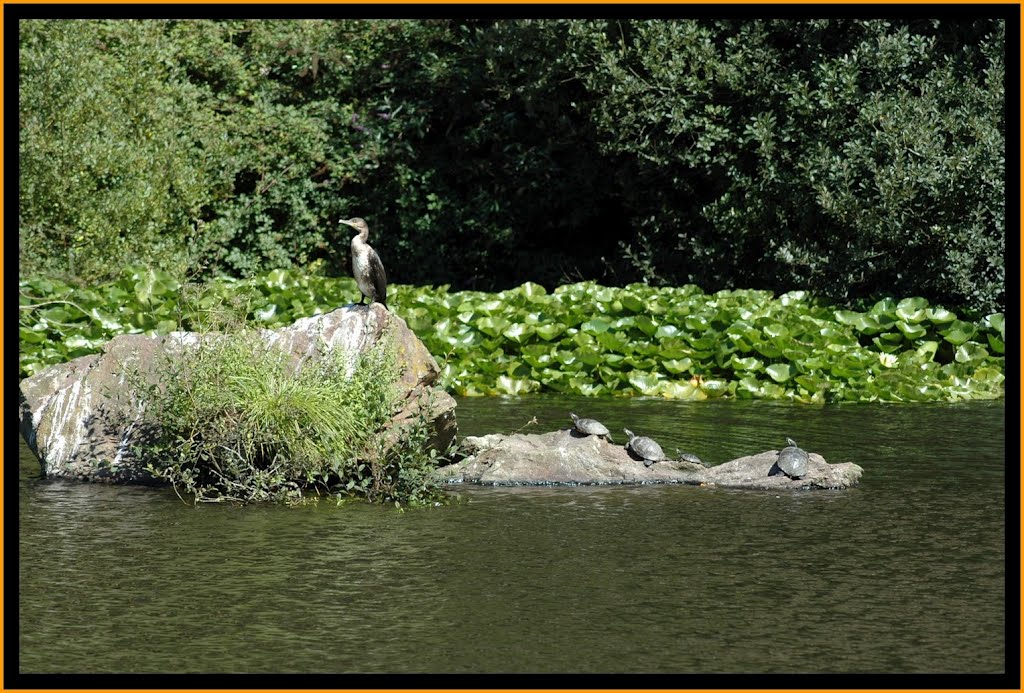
[20,328,46,344]
[620,294,645,313]
[656,380,706,400]
[264,268,292,289]
[684,315,709,331]
[535,323,566,341]
[925,307,958,324]
[580,318,611,334]
[520,282,547,299]
[595,331,628,353]
[895,320,927,340]
[872,335,905,353]
[834,310,861,326]
[729,355,762,372]
[39,306,73,323]
[869,298,897,317]
[915,341,939,361]
[686,334,716,351]
[983,312,1004,339]
[656,324,684,340]
[765,363,792,382]
[662,357,694,374]
[627,371,662,395]
[475,316,510,337]
[634,315,658,337]
[700,379,731,398]
[502,322,533,344]
[954,343,989,364]
[940,320,977,345]
[895,297,928,323]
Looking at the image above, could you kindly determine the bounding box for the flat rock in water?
[19,304,456,484]
[703,450,863,490]
[437,430,706,486]
[436,431,862,491]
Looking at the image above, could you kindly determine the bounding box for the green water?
[17,396,1006,674]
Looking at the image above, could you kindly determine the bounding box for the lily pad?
[765,363,793,382]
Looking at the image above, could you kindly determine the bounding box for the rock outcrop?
[436,430,862,491]
[19,304,456,483]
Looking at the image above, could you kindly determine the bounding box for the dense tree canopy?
[19,18,1005,313]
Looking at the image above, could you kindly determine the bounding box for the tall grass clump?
[134,327,451,506]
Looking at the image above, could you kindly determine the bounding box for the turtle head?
[623,428,634,439]
[570,412,579,422]
[786,437,798,448]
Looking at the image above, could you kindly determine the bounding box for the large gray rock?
[436,431,862,491]
[701,450,861,490]
[19,304,456,483]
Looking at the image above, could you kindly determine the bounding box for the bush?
[566,18,1005,312]
[133,324,452,505]
[19,20,215,283]
[18,18,1005,313]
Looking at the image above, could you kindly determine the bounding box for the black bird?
[339,217,387,308]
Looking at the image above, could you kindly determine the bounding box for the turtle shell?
[624,428,666,465]
[677,451,706,466]
[570,413,610,438]
[777,437,809,479]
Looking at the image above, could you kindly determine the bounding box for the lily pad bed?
[20,268,1004,403]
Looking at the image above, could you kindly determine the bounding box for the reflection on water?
[18,396,1005,674]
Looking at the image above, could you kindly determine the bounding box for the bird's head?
[339,217,369,234]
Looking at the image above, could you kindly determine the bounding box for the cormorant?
[339,217,388,308]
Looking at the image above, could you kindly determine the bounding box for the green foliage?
[163,20,352,277]
[325,20,618,288]
[566,18,1005,312]
[20,19,1004,313]
[19,19,215,282]
[412,281,1004,403]
[133,326,451,506]
[20,269,1004,403]
[17,266,362,378]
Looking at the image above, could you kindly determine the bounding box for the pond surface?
[16,396,1006,675]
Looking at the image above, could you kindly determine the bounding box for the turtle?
[775,437,809,479]
[623,428,667,467]
[675,449,709,467]
[570,412,614,443]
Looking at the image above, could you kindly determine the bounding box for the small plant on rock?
[132,326,453,506]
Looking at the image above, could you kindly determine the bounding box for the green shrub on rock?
[134,329,451,506]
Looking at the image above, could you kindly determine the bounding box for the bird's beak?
[339,219,356,228]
